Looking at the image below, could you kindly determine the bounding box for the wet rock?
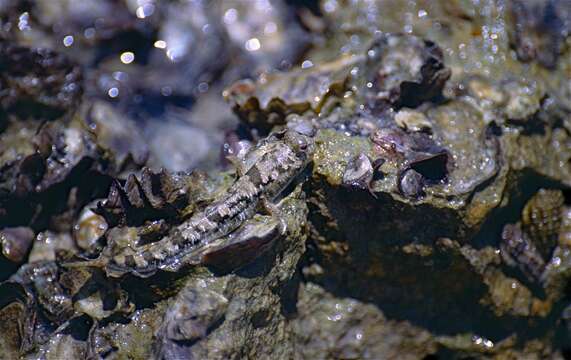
[87,101,149,172]
[9,261,74,324]
[145,120,220,173]
[2,0,571,358]
[33,332,88,360]
[155,284,229,352]
[0,88,112,232]
[293,282,438,359]
[0,300,28,358]
[219,0,310,73]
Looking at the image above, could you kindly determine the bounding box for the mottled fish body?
[106,130,313,277]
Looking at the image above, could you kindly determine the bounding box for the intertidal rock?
[2,1,571,358]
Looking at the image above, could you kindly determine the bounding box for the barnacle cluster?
[1,0,571,358]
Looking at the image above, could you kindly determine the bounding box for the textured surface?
[1,0,571,359]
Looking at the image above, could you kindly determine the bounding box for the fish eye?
[297,139,308,150]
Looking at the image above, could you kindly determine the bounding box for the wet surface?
[1,0,571,358]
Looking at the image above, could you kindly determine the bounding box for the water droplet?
[108,87,119,98]
[84,27,96,39]
[264,22,277,34]
[154,40,167,49]
[301,60,314,69]
[245,38,261,52]
[224,8,238,24]
[120,52,135,64]
[63,35,74,47]
[198,82,209,93]
[18,12,31,31]
[136,4,155,19]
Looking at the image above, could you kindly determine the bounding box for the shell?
[342,153,374,191]
[9,261,74,323]
[200,215,284,273]
[0,227,34,263]
[73,202,108,253]
[361,34,451,112]
[95,168,205,227]
[500,224,546,282]
[521,189,564,260]
[224,54,359,131]
[399,169,425,199]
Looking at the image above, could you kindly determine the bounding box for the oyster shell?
[199,214,284,273]
[359,33,451,111]
[224,54,359,130]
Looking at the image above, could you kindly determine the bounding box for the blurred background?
[0,0,322,174]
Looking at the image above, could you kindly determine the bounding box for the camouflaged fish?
[69,128,314,278]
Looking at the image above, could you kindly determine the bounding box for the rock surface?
[1,0,571,359]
